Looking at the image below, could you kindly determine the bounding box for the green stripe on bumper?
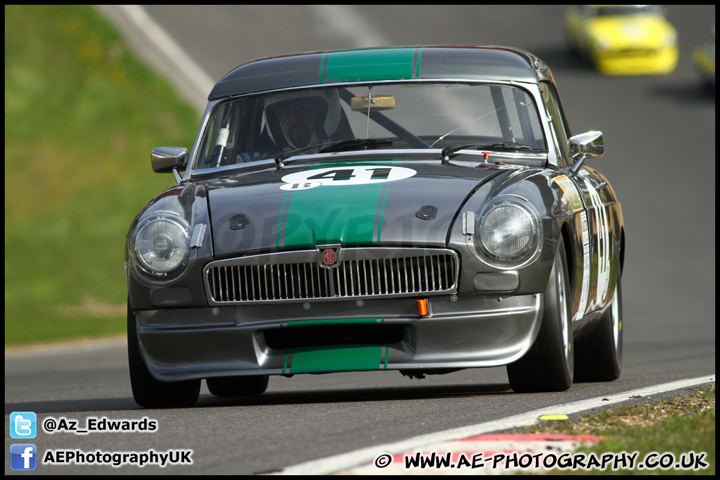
[280,319,389,374]
[282,318,382,327]
[285,344,386,374]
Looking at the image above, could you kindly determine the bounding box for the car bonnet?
[204,159,507,256]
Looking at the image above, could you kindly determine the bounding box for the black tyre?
[127,299,200,408]
[574,276,623,382]
[507,237,574,392]
[206,375,269,397]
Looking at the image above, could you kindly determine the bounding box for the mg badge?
[318,245,340,269]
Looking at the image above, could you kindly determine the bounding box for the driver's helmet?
[264,89,342,149]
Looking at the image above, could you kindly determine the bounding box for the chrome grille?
[204,248,459,304]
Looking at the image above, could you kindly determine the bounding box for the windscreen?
[194,83,546,170]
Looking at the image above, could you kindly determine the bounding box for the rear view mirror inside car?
[351,95,396,111]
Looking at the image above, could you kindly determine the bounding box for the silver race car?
[126,46,625,407]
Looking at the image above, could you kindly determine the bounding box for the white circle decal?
[280,166,416,191]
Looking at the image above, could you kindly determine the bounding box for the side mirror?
[568,131,603,175]
[151,147,188,183]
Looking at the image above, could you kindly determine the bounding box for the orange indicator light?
[417,298,428,317]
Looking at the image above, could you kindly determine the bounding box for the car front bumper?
[134,293,544,381]
[593,46,678,75]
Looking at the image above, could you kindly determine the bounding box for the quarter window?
[539,82,572,166]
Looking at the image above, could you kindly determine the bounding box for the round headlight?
[133,214,191,276]
[476,199,542,268]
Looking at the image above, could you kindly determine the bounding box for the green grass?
[515,385,715,475]
[5,5,200,345]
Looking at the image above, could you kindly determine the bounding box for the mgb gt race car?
[126,46,625,408]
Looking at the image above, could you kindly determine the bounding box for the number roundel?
[279,166,416,191]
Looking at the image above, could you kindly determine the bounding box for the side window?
[195,98,263,169]
[197,110,221,168]
[539,82,572,166]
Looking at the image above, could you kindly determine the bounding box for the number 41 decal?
[280,166,416,191]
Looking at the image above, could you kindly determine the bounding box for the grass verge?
[5,5,199,345]
[514,384,715,475]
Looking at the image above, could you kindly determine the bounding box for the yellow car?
[565,5,678,75]
[693,28,715,89]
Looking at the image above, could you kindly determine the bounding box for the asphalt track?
[5,5,715,475]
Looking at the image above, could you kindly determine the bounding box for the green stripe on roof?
[323,48,418,83]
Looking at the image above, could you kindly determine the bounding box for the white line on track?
[112,5,390,111]
[114,5,215,110]
[4,336,126,358]
[278,374,715,475]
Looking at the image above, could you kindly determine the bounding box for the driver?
[264,89,343,152]
[276,99,320,148]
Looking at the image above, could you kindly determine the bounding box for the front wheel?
[127,299,200,408]
[507,237,574,392]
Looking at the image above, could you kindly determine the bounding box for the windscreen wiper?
[319,138,392,153]
[276,138,392,166]
[440,142,546,160]
[476,142,546,152]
